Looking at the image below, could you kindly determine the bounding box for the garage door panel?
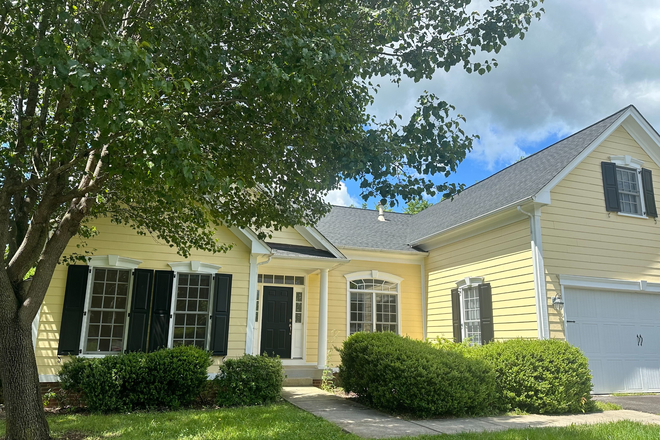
[565,287,660,394]
[623,360,643,392]
[579,323,601,355]
[641,362,660,390]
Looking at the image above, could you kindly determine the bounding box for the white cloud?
[368,0,660,169]
[324,182,360,206]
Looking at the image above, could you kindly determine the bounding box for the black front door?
[260,286,293,358]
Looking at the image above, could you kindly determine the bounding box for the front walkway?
[282,387,660,438]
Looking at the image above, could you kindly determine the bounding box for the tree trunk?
[0,310,50,440]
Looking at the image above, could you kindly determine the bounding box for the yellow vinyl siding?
[264,227,311,247]
[36,217,251,377]
[543,126,660,339]
[426,220,537,341]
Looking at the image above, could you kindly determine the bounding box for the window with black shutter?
[59,258,233,357]
[450,282,494,345]
[601,160,657,218]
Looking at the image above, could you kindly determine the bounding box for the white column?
[245,255,259,354]
[317,268,329,369]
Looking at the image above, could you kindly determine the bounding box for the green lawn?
[0,402,657,440]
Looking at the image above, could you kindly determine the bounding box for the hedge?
[215,354,283,407]
[338,332,497,417]
[474,339,593,414]
[59,345,212,412]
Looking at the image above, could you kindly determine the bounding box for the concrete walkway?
[282,387,660,438]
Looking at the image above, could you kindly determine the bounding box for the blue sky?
[325,0,660,211]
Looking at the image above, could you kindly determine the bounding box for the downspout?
[245,255,272,355]
[421,260,427,340]
[517,206,550,340]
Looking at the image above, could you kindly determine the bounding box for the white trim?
[229,226,272,255]
[622,111,660,169]
[87,255,142,269]
[610,155,644,169]
[167,261,221,274]
[39,374,59,383]
[536,107,660,202]
[559,274,660,293]
[343,270,404,284]
[455,277,484,288]
[617,211,649,220]
[336,245,427,257]
[281,359,318,366]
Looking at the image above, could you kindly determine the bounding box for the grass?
[0,402,655,440]
[594,400,623,411]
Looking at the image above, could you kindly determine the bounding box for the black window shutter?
[601,162,621,212]
[479,283,494,345]
[58,265,89,355]
[451,288,462,343]
[210,273,232,356]
[642,168,657,218]
[148,270,174,352]
[126,269,154,352]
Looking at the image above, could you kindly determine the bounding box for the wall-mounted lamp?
[552,295,565,312]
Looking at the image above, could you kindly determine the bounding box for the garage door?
[565,287,660,394]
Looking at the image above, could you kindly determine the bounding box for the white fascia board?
[621,111,660,169]
[534,108,634,202]
[559,274,660,293]
[339,248,426,264]
[229,226,271,255]
[294,225,347,259]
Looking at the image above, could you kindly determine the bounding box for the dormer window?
[601,156,657,218]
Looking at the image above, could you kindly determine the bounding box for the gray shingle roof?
[315,107,629,251]
[408,107,628,243]
[266,242,337,259]
[315,207,420,253]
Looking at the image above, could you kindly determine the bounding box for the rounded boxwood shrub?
[473,339,593,414]
[59,345,212,412]
[215,354,283,407]
[337,332,498,418]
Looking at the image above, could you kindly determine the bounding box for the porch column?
[317,268,329,369]
[245,255,258,354]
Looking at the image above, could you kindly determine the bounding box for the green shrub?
[215,354,283,407]
[59,346,212,412]
[471,339,593,414]
[338,332,498,418]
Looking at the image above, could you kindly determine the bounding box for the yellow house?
[35,105,660,394]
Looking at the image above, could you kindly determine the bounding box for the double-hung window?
[451,278,493,345]
[602,156,657,218]
[85,268,131,353]
[345,272,402,336]
[172,273,212,348]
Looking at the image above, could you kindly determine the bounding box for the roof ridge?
[413,105,630,217]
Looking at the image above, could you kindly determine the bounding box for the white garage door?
[565,287,660,394]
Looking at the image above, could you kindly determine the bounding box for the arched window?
[345,271,402,336]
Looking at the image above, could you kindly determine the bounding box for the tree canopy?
[0,1,544,438]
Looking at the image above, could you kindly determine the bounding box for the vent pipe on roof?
[377,204,386,221]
